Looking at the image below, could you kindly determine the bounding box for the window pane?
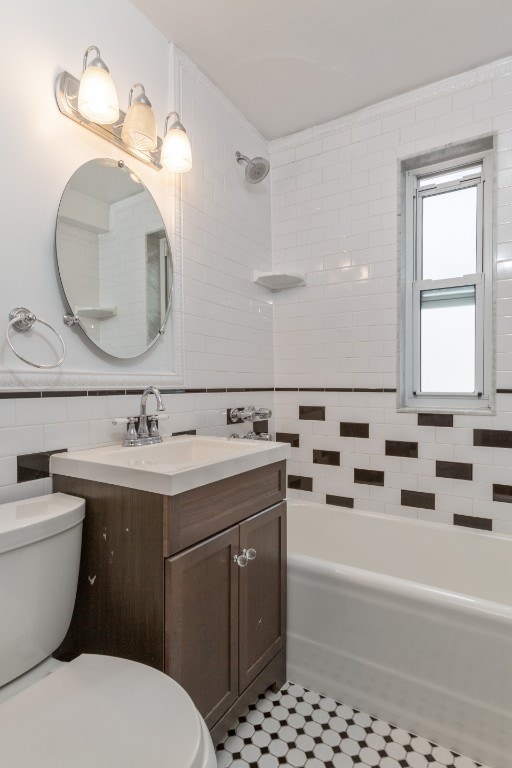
[420,286,475,393]
[421,186,477,280]
[418,164,481,188]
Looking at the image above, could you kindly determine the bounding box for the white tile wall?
[178,54,274,389]
[99,191,162,356]
[270,58,512,530]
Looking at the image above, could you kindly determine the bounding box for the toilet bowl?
[0,494,217,768]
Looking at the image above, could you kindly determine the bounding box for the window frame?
[400,148,494,413]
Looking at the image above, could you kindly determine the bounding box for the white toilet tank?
[0,493,85,686]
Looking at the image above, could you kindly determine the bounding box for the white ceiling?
[131,0,512,140]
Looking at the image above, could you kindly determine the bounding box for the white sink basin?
[50,436,290,496]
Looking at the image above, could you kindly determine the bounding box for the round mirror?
[56,159,173,359]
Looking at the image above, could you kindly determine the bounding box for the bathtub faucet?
[229,431,273,441]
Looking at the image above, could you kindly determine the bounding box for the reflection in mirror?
[56,159,172,359]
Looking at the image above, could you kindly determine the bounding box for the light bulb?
[161,112,192,172]
[121,84,157,152]
[77,46,119,125]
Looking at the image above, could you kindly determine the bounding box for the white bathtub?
[287,500,512,768]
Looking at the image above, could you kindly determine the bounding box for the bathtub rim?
[287,498,512,546]
[287,500,512,624]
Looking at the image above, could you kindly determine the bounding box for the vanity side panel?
[53,476,165,670]
[164,460,286,556]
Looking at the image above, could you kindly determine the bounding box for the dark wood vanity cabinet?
[166,502,286,731]
[53,460,287,742]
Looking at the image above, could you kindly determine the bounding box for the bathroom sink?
[50,436,290,496]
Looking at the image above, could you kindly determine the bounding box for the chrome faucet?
[112,385,167,446]
[138,386,166,440]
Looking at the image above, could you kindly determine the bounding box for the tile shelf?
[253,271,306,291]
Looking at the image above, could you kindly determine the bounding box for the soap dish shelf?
[253,271,306,291]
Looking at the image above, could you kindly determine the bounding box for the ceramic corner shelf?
[253,271,306,291]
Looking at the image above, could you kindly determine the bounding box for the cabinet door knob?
[246,548,257,560]
[233,552,248,567]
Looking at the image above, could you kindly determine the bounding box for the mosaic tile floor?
[216,682,488,768]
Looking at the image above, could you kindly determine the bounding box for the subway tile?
[276,432,300,447]
[354,468,384,486]
[436,460,473,481]
[493,484,512,503]
[326,494,354,509]
[401,489,435,510]
[385,440,418,458]
[418,414,454,427]
[287,475,313,492]
[474,429,512,448]
[312,449,340,466]
[339,421,369,438]
[453,514,492,531]
[299,405,325,420]
[17,449,67,483]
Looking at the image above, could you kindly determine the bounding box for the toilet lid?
[0,654,213,768]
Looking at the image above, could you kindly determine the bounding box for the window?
[400,144,493,411]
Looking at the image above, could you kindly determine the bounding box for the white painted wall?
[270,58,512,533]
[0,0,274,503]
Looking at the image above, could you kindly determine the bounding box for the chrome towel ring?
[6,307,66,369]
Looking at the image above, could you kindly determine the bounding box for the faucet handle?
[148,413,170,438]
[112,417,138,440]
[254,407,272,420]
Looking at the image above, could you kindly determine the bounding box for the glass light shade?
[78,66,119,124]
[161,127,192,172]
[121,101,157,152]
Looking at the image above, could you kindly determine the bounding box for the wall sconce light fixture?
[56,46,191,172]
[77,46,119,125]
[121,84,157,151]
[161,112,192,172]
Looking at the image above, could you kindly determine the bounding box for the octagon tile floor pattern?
[215,681,489,768]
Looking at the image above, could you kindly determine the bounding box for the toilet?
[0,493,217,768]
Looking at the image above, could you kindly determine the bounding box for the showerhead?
[235,151,270,184]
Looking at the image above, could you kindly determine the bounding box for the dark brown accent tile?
[287,475,313,492]
[42,391,87,398]
[275,432,300,448]
[87,389,126,397]
[340,422,369,438]
[401,489,435,510]
[0,391,42,399]
[418,413,453,427]
[172,429,197,436]
[326,494,354,509]
[474,429,512,448]
[313,449,340,466]
[436,460,473,481]
[354,468,384,486]
[299,405,325,421]
[493,484,512,503]
[253,420,269,434]
[454,514,492,531]
[385,440,418,458]
[17,449,67,483]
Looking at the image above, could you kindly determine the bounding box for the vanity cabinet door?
[164,525,239,728]
[238,502,287,692]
